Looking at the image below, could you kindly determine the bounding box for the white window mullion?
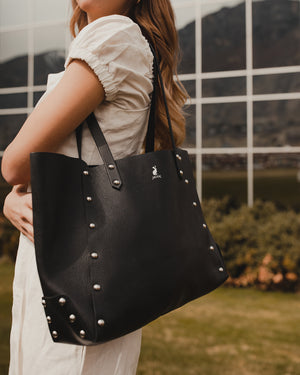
[246,0,254,207]
[27,0,34,112]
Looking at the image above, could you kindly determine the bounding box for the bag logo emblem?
[152,165,162,180]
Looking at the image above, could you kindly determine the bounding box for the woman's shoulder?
[70,14,150,53]
[64,14,153,103]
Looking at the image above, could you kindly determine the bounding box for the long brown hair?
[70,0,188,151]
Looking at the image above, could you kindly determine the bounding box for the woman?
[1,0,187,373]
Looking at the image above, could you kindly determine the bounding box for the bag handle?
[76,44,183,190]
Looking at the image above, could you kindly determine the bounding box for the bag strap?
[76,44,183,189]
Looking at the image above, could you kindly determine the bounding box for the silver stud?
[80,330,86,338]
[89,223,96,229]
[69,314,76,323]
[108,164,115,170]
[83,170,89,176]
[203,223,207,228]
[86,196,92,201]
[219,267,224,272]
[58,297,66,306]
[176,154,182,160]
[193,201,197,207]
[90,252,98,259]
[42,298,46,307]
[93,284,101,291]
[46,316,51,324]
[185,179,189,184]
[113,179,121,186]
[52,331,58,338]
[179,170,184,176]
[210,245,214,251]
[97,319,105,327]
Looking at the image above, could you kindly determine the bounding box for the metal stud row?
[80,330,86,338]
[45,293,106,341]
[98,319,105,326]
[83,168,105,302]
[176,156,197,209]
[174,158,225,274]
[69,314,76,323]
[93,284,101,291]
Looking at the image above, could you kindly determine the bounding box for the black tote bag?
[30,47,229,346]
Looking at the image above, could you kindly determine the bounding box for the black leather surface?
[30,47,229,346]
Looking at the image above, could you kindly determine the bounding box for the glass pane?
[181,80,196,98]
[0,114,27,150]
[253,72,300,95]
[33,0,68,23]
[34,25,66,85]
[202,102,247,147]
[254,153,300,210]
[0,93,27,109]
[177,7,195,74]
[253,99,300,147]
[0,0,29,27]
[203,154,247,204]
[0,31,28,88]
[202,76,246,97]
[182,104,196,148]
[189,153,196,183]
[253,0,300,68]
[202,1,246,72]
[33,91,45,106]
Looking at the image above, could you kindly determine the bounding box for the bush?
[203,198,300,292]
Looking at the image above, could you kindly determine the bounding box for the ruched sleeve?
[64,15,153,103]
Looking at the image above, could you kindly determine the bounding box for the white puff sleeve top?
[47,15,154,165]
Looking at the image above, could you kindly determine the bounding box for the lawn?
[0,260,299,375]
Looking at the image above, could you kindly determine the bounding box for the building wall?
[1,0,300,208]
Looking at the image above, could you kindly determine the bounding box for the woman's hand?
[3,184,34,243]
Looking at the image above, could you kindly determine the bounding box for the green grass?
[138,287,300,375]
[1,260,300,375]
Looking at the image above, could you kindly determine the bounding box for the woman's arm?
[1,59,105,185]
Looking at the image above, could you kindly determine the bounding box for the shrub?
[203,198,300,292]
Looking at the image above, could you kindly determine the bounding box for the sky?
[0,0,244,63]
